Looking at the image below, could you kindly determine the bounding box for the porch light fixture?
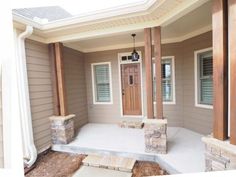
[131,33,139,61]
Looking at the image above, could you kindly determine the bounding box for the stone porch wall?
[202,136,236,171]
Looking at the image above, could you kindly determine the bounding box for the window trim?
[153,56,176,105]
[91,62,113,105]
[194,47,213,109]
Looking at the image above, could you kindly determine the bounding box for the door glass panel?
[129,75,134,85]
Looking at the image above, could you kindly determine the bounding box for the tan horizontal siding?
[63,47,88,130]
[26,39,53,153]
[182,32,213,135]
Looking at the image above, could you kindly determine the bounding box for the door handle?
[122,89,125,95]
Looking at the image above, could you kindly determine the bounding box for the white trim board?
[194,47,213,109]
[118,51,144,118]
[91,62,113,105]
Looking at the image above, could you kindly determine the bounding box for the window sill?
[154,101,176,105]
[93,102,113,105]
[195,103,213,109]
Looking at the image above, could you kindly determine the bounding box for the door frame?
[118,51,144,118]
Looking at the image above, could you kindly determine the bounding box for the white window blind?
[198,51,213,105]
[93,64,111,102]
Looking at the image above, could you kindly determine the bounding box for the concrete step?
[82,154,136,172]
[73,166,132,177]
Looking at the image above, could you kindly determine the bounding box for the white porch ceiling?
[64,1,212,53]
[14,0,210,45]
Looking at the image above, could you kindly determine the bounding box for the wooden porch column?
[144,28,154,119]
[54,42,68,116]
[49,44,60,116]
[229,0,236,145]
[153,26,163,119]
[212,0,228,140]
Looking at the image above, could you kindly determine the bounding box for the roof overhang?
[13,0,210,44]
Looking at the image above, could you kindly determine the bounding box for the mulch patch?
[132,161,168,177]
[25,150,86,177]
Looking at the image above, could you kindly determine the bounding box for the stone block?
[50,114,75,144]
[144,119,167,154]
[211,160,226,170]
[205,158,212,171]
[211,145,221,157]
[119,121,144,129]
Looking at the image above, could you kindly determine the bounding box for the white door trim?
[118,51,144,118]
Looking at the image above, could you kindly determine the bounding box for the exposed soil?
[25,151,86,177]
[132,161,168,177]
[26,151,167,177]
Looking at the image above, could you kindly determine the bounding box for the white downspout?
[16,26,37,167]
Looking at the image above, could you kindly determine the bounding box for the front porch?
[52,123,205,174]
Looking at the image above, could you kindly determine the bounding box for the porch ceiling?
[13,0,210,44]
[64,0,212,53]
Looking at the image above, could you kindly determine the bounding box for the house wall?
[160,43,184,127]
[85,47,147,124]
[182,32,213,134]
[63,47,88,130]
[84,31,213,134]
[25,31,212,153]
[25,40,89,153]
[25,39,54,153]
[84,43,184,127]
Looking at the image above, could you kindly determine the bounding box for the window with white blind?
[91,62,113,104]
[194,48,213,109]
[153,56,176,104]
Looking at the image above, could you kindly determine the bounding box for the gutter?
[16,26,37,167]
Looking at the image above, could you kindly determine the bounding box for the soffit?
[13,0,210,44]
[63,1,212,53]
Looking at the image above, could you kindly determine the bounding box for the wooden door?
[121,63,142,115]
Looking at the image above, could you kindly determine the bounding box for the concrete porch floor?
[52,123,205,174]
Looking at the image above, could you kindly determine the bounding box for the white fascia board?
[13,12,43,29]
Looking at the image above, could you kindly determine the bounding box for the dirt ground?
[26,151,86,177]
[26,151,167,177]
[132,161,168,177]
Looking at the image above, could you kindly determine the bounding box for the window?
[194,48,213,109]
[91,62,112,104]
[153,56,175,104]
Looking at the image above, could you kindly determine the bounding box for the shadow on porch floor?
[52,123,205,174]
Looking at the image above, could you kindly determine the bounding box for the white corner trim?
[153,56,176,105]
[118,51,144,118]
[1,7,25,175]
[194,47,213,109]
[91,62,113,105]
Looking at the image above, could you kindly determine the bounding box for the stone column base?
[143,119,167,154]
[202,135,236,171]
[49,114,75,144]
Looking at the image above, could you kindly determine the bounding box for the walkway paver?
[82,154,136,172]
[73,166,132,177]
